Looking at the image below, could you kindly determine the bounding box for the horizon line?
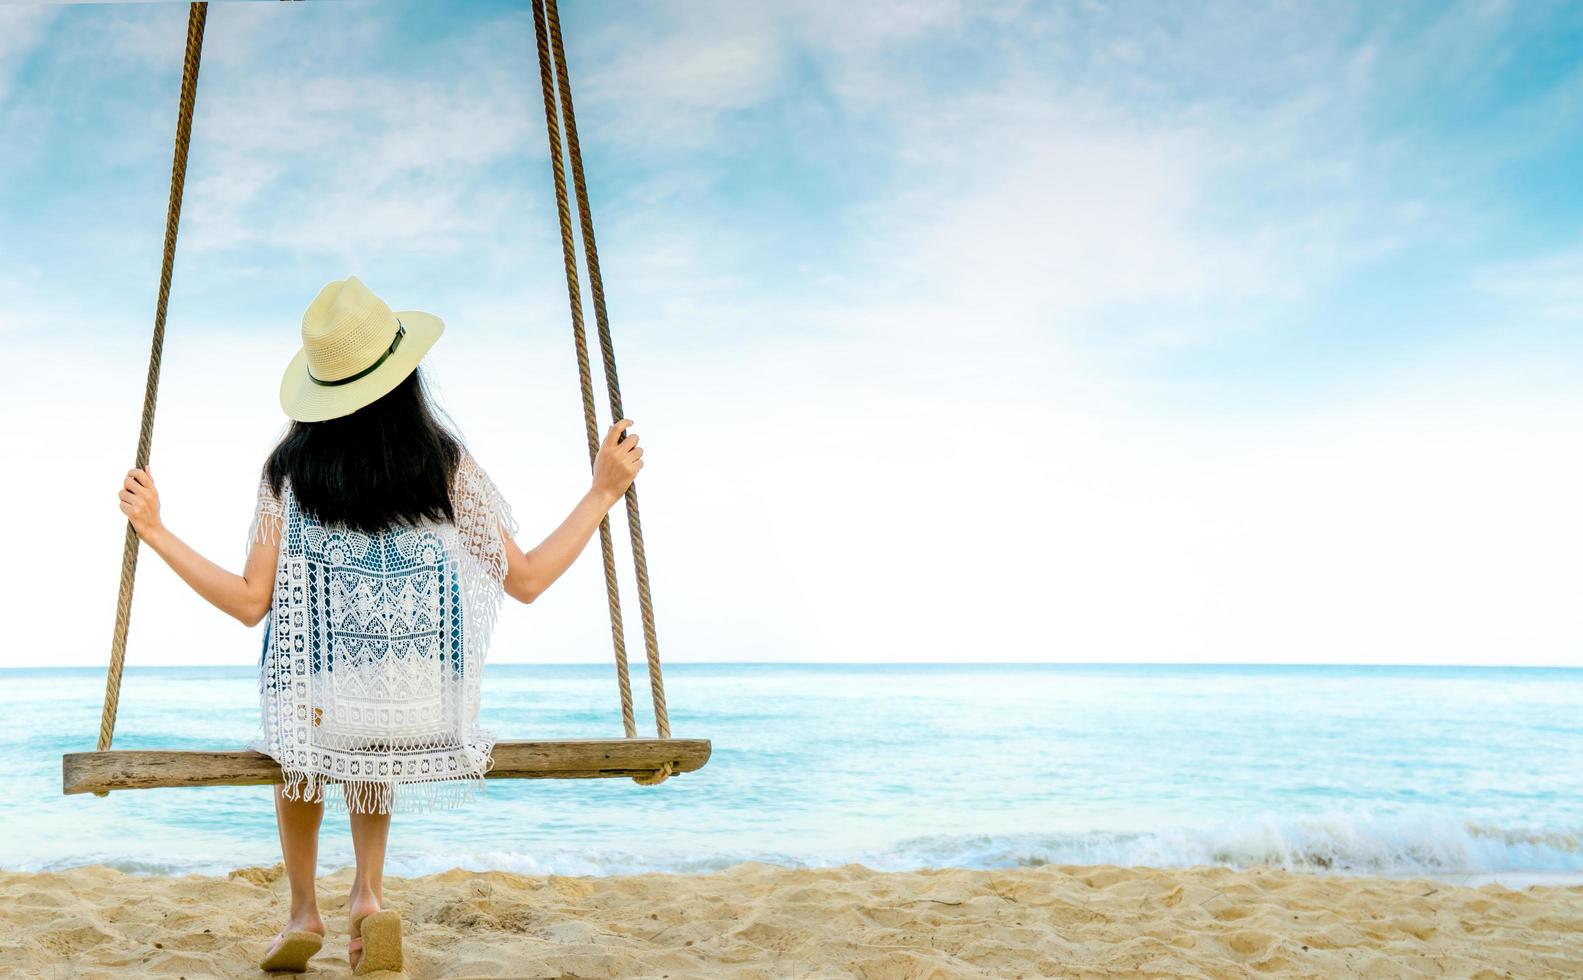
[11,660,1580,671]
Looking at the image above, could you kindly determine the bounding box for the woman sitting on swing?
[114,274,644,974]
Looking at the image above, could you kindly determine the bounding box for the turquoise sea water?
[3,663,1580,882]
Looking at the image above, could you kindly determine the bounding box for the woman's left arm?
[119,467,278,626]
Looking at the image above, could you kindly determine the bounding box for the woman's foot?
[349,910,404,975]
[259,913,326,973]
[286,911,327,938]
[347,892,381,972]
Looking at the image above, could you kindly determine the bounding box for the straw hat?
[280,274,444,422]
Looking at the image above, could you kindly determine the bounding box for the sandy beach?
[2,862,1579,979]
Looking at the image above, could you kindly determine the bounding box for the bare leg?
[272,783,327,938]
[346,788,392,969]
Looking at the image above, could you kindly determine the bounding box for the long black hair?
[263,366,463,534]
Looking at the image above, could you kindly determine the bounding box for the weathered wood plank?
[62,738,711,795]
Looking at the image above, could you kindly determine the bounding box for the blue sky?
[2,0,1580,667]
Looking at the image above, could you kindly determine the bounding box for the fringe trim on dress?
[278,766,492,816]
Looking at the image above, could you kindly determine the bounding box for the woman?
[115,274,644,974]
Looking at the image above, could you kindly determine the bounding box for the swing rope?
[95,0,675,788]
[532,0,673,784]
[97,2,208,765]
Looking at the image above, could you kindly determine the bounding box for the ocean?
[4,663,1580,884]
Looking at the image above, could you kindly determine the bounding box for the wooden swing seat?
[63,738,711,795]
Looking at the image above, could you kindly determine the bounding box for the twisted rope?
[530,0,637,743]
[97,2,208,768]
[543,0,673,780]
[533,0,673,784]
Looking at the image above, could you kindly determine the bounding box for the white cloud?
[1474,245,1583,320]
[169,3,543,262]
[0,3,58,162]
[556,0,1479,365]
[578,18,785,153]
[839,94,1283,348]
[0,5,55,106]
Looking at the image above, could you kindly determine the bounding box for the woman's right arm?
[500,419,644,604]
[119,467,279,626]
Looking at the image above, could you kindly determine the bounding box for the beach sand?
[1,862,1579,978]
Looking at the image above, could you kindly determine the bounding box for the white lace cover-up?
[244,451,518,814]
